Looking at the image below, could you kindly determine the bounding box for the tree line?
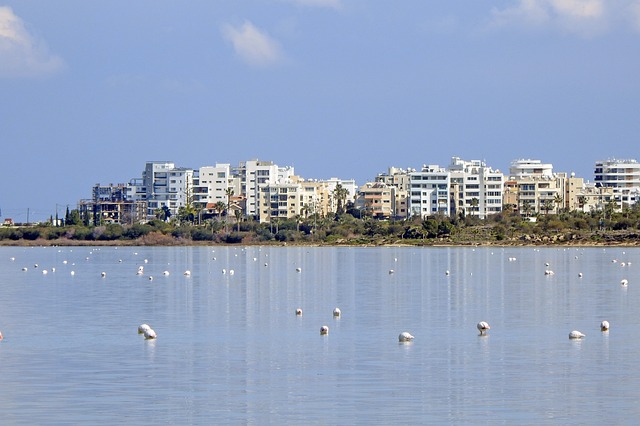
[2,201,640,245]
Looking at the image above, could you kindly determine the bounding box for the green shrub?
[191,228,215,241]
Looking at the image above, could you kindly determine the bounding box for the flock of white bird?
[1,247,629,345]
[137,323,157,340]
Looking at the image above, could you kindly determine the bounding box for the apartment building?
[409,165,451,217]
[509,159,554,179]
[257,182,302,223]
[594,159,640,208]
[323,177,358,212]
[375,167,410,219]
[449,157,504,219]
[234,160,295,218]
[194,164,238,209]
[356,182,395,218]
[505,159,566,215]
[299,179,332,218]
[79,183,146,225]
[125,161,194,219]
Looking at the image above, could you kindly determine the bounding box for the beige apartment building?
[375,167,410,219]
[356,182,395,219]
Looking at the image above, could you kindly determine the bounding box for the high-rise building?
[594,159,640,208]
[449,157,504,219]
[409,165,451,217]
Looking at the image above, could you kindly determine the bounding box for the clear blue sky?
[1,1,639,223]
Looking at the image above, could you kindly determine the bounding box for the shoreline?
[1,237,638,248]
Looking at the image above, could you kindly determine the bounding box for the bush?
[123,224,152,239]
[191,228,215,241]
[222,233,244,244]
[171,226,192,239]
[275,230,299,242]
[101,224,124,240]
[71,227,95,240]
[46,228,66,240]
[2,228,23,240]
[140,232,175,245]
[21,228,41,240]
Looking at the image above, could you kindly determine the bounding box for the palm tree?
[225,188,234,232]
[553,193,563,214]
[332,183,348,215]
[234,209,242,232]
[604,199,617,220]
[541,199,553,215]
[577,195,587,212]
[214,201,226,222]
[301,203,311,219]
[521,200,533,218]
[177,205,197,224]
[470,198,479,216]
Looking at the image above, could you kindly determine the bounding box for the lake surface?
[1,245,639,424]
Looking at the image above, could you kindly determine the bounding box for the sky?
[1,0,639,223]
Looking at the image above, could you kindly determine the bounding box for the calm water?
[1,245,639,424]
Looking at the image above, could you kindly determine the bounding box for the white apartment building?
[235,160,295,218]
[127,162,173,215]
[324,177,358,212]
[195,163,235,210]
[125,161,195,219]
[409,165,451,217]
[594,159,640,208]
[167,167,194,213]
[509,159,554,179]
[449,157,504,219]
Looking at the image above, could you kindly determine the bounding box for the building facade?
[448,157,504,219]
[125,161,194,219]
[409,165,451,217]
[594,159,640,208]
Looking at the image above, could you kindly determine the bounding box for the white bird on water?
[621,279,629,286]
[295,308,303,316]
[144,328,157,340]
[600,320,610,332]
[320,325,329,335]
[184,270,191,276]
[138,324,151,334]
[569,330,585,339]
[333,307,341,318]
[477,321,491,335]
[398,331,415,343]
